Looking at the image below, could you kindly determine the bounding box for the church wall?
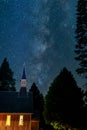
[0,113,36,130]
[31,120,39,130]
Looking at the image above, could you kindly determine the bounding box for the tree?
[75,0,87,77]
[82,91,87,128]
[45,67,84,128]
[0,58,16,91]
[29,82,45,127]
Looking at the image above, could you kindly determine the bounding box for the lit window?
[19,115,23,126]
[6,115,11,126]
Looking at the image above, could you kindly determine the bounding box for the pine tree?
[29,83,45,127]
[45,68,84,128]
[75,0,87,77]
[0,58,16,91]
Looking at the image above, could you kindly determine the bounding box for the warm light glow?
[6,115,11,126]
[21,79,26,87]
[19,115,24,126]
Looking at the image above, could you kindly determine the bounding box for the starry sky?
[0,0,86,95]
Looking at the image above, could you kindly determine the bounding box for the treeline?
[29,68,87,130]
[0,58,87,130]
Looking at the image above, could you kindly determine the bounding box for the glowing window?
[6,115,11,126]
[19,115,24,126]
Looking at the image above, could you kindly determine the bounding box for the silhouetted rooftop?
[0,91,33,113]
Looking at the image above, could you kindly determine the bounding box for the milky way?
[0,0,85,95]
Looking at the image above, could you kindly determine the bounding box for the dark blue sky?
[0,0,86,94]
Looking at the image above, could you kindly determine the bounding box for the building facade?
[0,65,39,130]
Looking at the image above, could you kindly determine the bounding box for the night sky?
[0,0,86,95]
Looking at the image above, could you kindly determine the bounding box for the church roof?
[0,91,33,113]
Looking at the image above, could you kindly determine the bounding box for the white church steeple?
[21,63,27,88]
[20,63,27,96]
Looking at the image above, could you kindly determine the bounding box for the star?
[0,0,84,95]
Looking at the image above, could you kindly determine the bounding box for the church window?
[19,115,24,126]
[6,115,11,126]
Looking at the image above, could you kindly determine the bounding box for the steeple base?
[20,87,27,97]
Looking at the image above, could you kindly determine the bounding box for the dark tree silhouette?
[82,91,87,128]
[0,58,16,91]
[74,1,87,128]
[29,82,45,127]
[75,0,87,77]
[45,68,84,128]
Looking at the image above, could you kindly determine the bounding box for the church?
[0,65,39,130]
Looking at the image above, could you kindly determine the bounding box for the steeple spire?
[21,63,27,88]
[22,63,26,79]
[20,63,27,96]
